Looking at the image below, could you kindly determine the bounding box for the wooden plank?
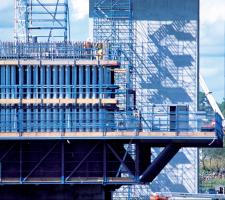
[0,98,116,104]
[20,60,40,65]
[108,177,133,182]
[43,99,60,104]
[76,60,120,67]
[65,132,103,137]
[101,99,117,104]
[0,60,18,65]
[42,60,74,65]
[0,177,132,183]
[113,69,127,73]
[178,132,215,137]
[1,178,20,183]
[0,59,120,67]
[77,99,100,104]
[24,178,60,182]
[139,132,177,137]
[22,132,62,137]
[0,131,216,138]
[68,177,104,182]
[22,99,41,104]
[100,60,120,66]
[59,99,75,104]
[0,99,20,104]
[106,132,136,137]
[0,133,20,137]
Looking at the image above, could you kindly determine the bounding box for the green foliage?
[201,147,225,171]
[219,99,225,117]
[198,91,212,112]
[198,93,225,191]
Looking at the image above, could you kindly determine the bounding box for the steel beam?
[65,142,100,181]
[140,144,180,182]
[107,144,134,177]
[23,142,59,182]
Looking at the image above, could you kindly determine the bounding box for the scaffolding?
[91,0,202,198]
[0,0,223,199]
[14,0,70,42]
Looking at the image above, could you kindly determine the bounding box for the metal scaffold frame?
[14,0,70,42]
[0,0,222,199]
[91,0,203,198]
[93,0,135,113]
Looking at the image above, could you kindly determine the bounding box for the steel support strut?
[140,144,180,182]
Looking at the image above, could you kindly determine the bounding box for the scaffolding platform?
[0,131,220,147]
[0,98,118,105]
[0,60,120,67]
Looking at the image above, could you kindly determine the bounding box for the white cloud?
[70,0,89,20]
[0,2,12,11]
[200,0,225,25]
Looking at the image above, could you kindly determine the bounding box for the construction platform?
[0,42,223,200]
[0,131,221,146]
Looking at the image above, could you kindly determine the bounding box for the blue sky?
[0,0,225,102]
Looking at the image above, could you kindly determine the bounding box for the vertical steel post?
[65,64,71,132]
[59,65,65,132]
[46,65,51,132]
[99,65,104,131]
[33,64,39,132]
[92,65,97,131]
[40,64,46,132]
[5,65,11,132]
[11,65,17,132]
[79,66,84,131]
[103,142,107,183]
[26,65,31,132]
[104,67,111,131]
[72,64,77,131]
[20,142,23,183]
[86,65,90,131]
[53,65,59,131]
[1,66,6,132]
[61,141,65,184]
[19,64,24,133]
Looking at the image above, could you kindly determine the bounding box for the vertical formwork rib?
[0,42,126,133]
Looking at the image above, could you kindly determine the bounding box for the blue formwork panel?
[0,56,120,133]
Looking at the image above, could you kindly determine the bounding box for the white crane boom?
[199,74,224,124]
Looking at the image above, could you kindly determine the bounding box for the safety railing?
[0,109,219,134]
[0,85,123,99]
[0,42,118,60]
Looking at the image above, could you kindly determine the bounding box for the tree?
[198,91,213,112]
[218,99,225,117]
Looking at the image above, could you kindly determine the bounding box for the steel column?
[26,65,31,132]
[11,65,17,132]
[53,65,59,131]
[40,64,46,132]
[46,65,52,132]
[72,64,77,131]
[59,65,65,132]
[65,65,71,132]
[5,65,11,132]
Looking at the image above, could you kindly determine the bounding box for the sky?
[0,0,225,102]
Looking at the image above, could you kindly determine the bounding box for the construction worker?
[96,43,104,60]
[83,38,92,59]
